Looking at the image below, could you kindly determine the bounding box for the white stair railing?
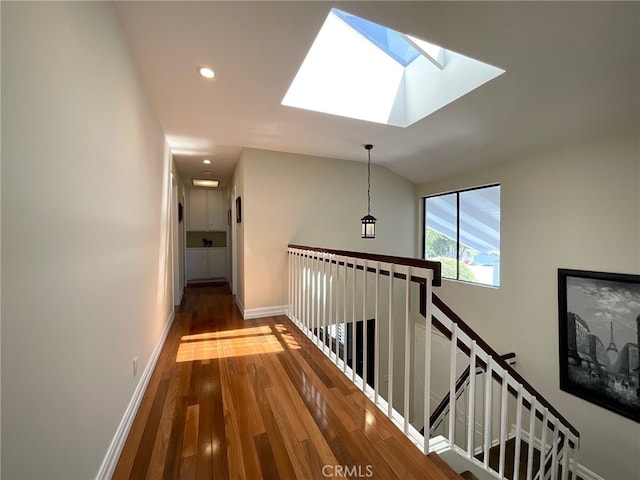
[431,296,580,480]
[287,245,580,480]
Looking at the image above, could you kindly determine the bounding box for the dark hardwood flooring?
[112,284,462,479]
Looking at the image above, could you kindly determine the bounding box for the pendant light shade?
[361,214,376,238]
[361,144,376,238]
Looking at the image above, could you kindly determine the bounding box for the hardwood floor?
[113,284,462,480]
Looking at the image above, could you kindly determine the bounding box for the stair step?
[427,452,465,479]
[460,471,480,480]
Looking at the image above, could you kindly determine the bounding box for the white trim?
[575,462,606,480]
[175,287,184,307]
[235,295,245,316]
[243,304,289,320]
[95,309,176,480]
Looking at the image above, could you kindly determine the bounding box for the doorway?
[171,174,182,305]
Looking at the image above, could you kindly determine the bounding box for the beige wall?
[417,135,640,480]
[1,3,173,478]
[236,148,416,312]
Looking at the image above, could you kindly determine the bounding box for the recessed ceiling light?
[203,159,211,164]
[192,179,219,188]
[198,67,215,79]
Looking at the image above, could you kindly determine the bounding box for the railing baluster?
[319,254,323,345]
[334,256,340,364]
[288,250,291,317]
[551,418,559,480]
[352,259,357,382]
[467,340,476,457]
[513,383,523,480]
[526,400,536,480]
[298,251,302,325]
[374,261,380,405]
[288,250,293,319]
[316,252,327,351]
[315,253,321,345]
[362,260,368,393]
[303,251,308,331]
[295,251,300,325]
[423,273,432,454]
[568,434,579,480]
[299,251,303,327]
[320,253,326,352]
[300,251,304,328]
[308,253,312,335]
[387,263,394,419]
[537,407,549,480]
[449,324,458,448]
[311,253,316,340]
[498,372,508,478]
[309,252,314,335]
[342,256,348,373]
[290,250,295,321]
[560,427,569,480]
[307,251,312,333]
[483,357,492,469]
[403,267,411,435]
[328,254,335,357]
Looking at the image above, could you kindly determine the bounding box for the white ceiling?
[113,1,639,189]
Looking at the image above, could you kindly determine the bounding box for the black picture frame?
[236,196,242,223]
[558,268,640,422]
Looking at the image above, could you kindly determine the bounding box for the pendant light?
[361,144,376,238]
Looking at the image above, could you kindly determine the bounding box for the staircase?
[287,245,580,480]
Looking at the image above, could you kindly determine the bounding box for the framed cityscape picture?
[558,269,640,422]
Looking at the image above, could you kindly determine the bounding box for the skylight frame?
[281,8,505,128]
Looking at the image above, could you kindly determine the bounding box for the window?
[424,185,500,286]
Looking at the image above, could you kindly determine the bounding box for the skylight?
[282,9,505,127]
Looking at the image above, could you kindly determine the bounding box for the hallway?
[112,285,461,479]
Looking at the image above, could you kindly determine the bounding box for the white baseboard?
[95,309,176,480]
[243,304,289,320]
[175,287,184,306]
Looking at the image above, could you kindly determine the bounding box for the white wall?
[237,148,416,313]
[231,155,246,310]
[171,162,186,305]
[1,2,173,478]
[417,135,640,480]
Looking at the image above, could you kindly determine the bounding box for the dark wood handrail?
[427,293,579,441]
[288,244,442,287]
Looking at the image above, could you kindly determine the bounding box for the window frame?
[422,183,501,287]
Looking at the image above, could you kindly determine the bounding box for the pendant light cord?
[367,148,371,215]
[365,144,373,215]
